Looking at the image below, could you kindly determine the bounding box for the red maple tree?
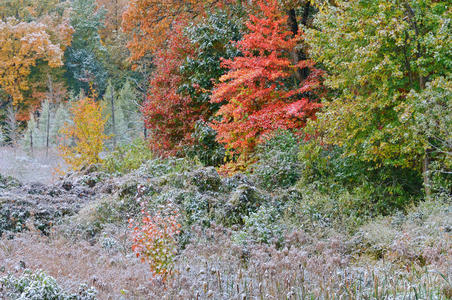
[210,0,323,155]
[141,22,207,156]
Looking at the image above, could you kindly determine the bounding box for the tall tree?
[181,9,243,113]
[22,100,70,151]
[117,80,142,141]
[64,0,108,94]
[102,80,141,148]
[96,0,134,88]
[0,18,65,117]
[121,0,229,62]
[211,0,323,155]
[141,22,197,156]
[0,0,63,21]
[0,0,72,121]
[96,0,128,40]
[305,0,451,197]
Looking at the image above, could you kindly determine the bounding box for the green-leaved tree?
[306,0,451,197]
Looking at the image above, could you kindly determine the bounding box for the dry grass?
[1,218,450,299]
[0,228,156,299]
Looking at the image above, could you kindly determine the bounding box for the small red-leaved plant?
[129,198,181,281]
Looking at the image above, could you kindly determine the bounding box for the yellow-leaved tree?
[59,94,109,171]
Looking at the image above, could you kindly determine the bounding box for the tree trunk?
[6,101,18,146]
[423,150,431,200]
[142,90,148,139]
[111,88,117,149]
[287,2,311,81]
[30,127,33,156]
[46,75,54,158]
[287,8,302,81]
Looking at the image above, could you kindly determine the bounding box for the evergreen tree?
[101,81,116,148]
[21,101,70,150]
[117,80,142,143]
[51,102,70,146]
[22,112,39,151]
[102,80,142,148]
[64,0,108,94]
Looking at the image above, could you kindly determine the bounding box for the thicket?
[101,138,153,174]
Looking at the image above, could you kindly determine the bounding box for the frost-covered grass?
[0,200,450,299]
[0,146,65,184]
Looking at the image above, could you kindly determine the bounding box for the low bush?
[129,203,181,281]
[298,141,423,221]
[138,157,202,178]
[102,138,153,174]
[223,184,266,226]
[251,130,302,190]
[356,199,452,265]
[0,173,21,189]
[233,205,284,246]
[289,189,371,231]
[0,269,97,300]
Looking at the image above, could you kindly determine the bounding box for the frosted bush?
[0,269,97,300]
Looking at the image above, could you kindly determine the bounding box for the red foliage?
[210,0,323,154]
[141,22,208,156]
[129,186,181,281]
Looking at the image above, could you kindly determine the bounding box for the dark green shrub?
[180,191,214,227]
[298,142,423,222]
[222,184,267,226]
[187,166,222,192]
[138,157,202,178]
[234,205,284,246]
[185,121,225,167]
[251,130,302,190]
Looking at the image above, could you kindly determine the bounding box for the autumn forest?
[0,0,451,299]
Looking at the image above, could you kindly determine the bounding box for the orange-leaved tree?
[96,0,128,41]
[0,18,67,116]
[121,0,229,62]
[59,93,109,171]
[210,0,323,156]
